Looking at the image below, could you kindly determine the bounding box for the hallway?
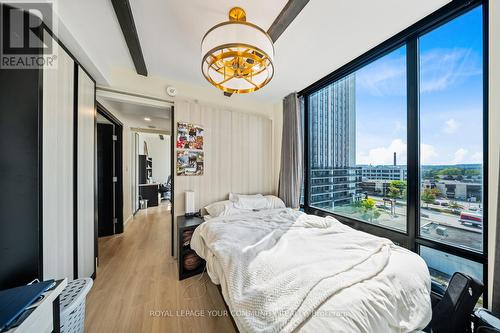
[84,205,235,333]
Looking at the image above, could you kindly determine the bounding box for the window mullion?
[406,38,419,253]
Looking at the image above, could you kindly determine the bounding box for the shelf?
[180,264,205,280]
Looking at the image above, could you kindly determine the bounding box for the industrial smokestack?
[393,152,397,166]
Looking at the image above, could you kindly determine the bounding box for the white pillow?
[204,200,232,217]
[204,200,252,217]
[229,192,263,202]
[204,195,286,217]
[264,195,286,209]
[233,196,269,210]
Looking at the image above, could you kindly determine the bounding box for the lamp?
[185,191,196,216]
[201,7,275,94]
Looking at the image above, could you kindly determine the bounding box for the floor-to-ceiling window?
[419,6,484,253]
[308,46,407,232]
[302,0,487,300]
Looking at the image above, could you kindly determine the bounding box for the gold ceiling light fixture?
[201,7,275,94]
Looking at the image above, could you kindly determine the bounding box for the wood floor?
[85,204,236,333]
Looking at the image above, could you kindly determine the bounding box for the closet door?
[0,55,41,289]
[76,67,96,278]
[42,31,75,280]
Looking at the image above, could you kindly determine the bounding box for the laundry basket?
[60,278,93,333]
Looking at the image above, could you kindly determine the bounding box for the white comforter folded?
[191,208,431,333]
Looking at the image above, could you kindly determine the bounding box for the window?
[307,46,407,232]
[302,1,487,301]
[419,245,484,306]
[419,6,484,252]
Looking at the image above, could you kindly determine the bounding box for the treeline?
[423,167,481,180]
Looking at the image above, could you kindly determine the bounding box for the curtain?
[492,155,500,315]
[278,93,303,209]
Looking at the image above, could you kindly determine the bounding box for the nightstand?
[177,215,206,280]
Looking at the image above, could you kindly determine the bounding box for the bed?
[191,205,432,333]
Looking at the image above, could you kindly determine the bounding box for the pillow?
[264,195,286,209]
[204,200,252,217]
[233,196,269,210]
[204,200,232,217]
[228,192,263,202]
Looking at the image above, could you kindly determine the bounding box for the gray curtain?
[492,155,500,315]
[278,93,303,209]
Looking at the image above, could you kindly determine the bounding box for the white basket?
[60,278,93,333]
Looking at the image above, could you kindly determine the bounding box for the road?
[371,196,482,233]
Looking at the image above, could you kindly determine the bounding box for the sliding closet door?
[77,67,96,278]
[42,31,75,280]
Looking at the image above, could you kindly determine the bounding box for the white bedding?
[191,208,431,333]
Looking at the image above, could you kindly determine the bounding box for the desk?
[139,183,160,207]
[6,279,67,333]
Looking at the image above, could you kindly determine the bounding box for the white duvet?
[191,208,431,333]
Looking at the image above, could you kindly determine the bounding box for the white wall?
[105,68,283,187]
[98,69,284,234]
[488,1,500,308]
[172,99,276,257]
[273,102,283,192]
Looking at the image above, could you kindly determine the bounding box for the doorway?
[95,88,174,257]
[132,130,172,213]
[96,103,124,238]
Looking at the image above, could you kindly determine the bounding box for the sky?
[355,6,483,166]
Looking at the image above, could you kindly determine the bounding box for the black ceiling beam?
[267,0,310,43]
[110,0,147,76]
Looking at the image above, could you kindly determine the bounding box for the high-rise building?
[308,74,361,209]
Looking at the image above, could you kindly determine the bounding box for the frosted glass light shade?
[185,191,195,215]
[201,19,274,94]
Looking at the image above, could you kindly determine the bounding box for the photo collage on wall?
[176,122,204,176]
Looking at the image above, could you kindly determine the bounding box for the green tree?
[387,186,400,199]
[448,201,464,209]
[387,180,406,199]
[437,167,463,176]
[360,197,376,210]
[464,169,481,176]
[359,198,381,222]
[431,187,441,198]
[421,188,440,207]
[390,180,406,192]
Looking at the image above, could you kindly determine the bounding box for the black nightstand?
[177,215,206,280]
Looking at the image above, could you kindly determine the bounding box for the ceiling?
[54,0,452,103]
[98,98,172,131]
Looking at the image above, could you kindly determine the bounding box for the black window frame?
[300,0,489,303]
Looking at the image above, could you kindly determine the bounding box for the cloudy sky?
[355,6,483,166]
